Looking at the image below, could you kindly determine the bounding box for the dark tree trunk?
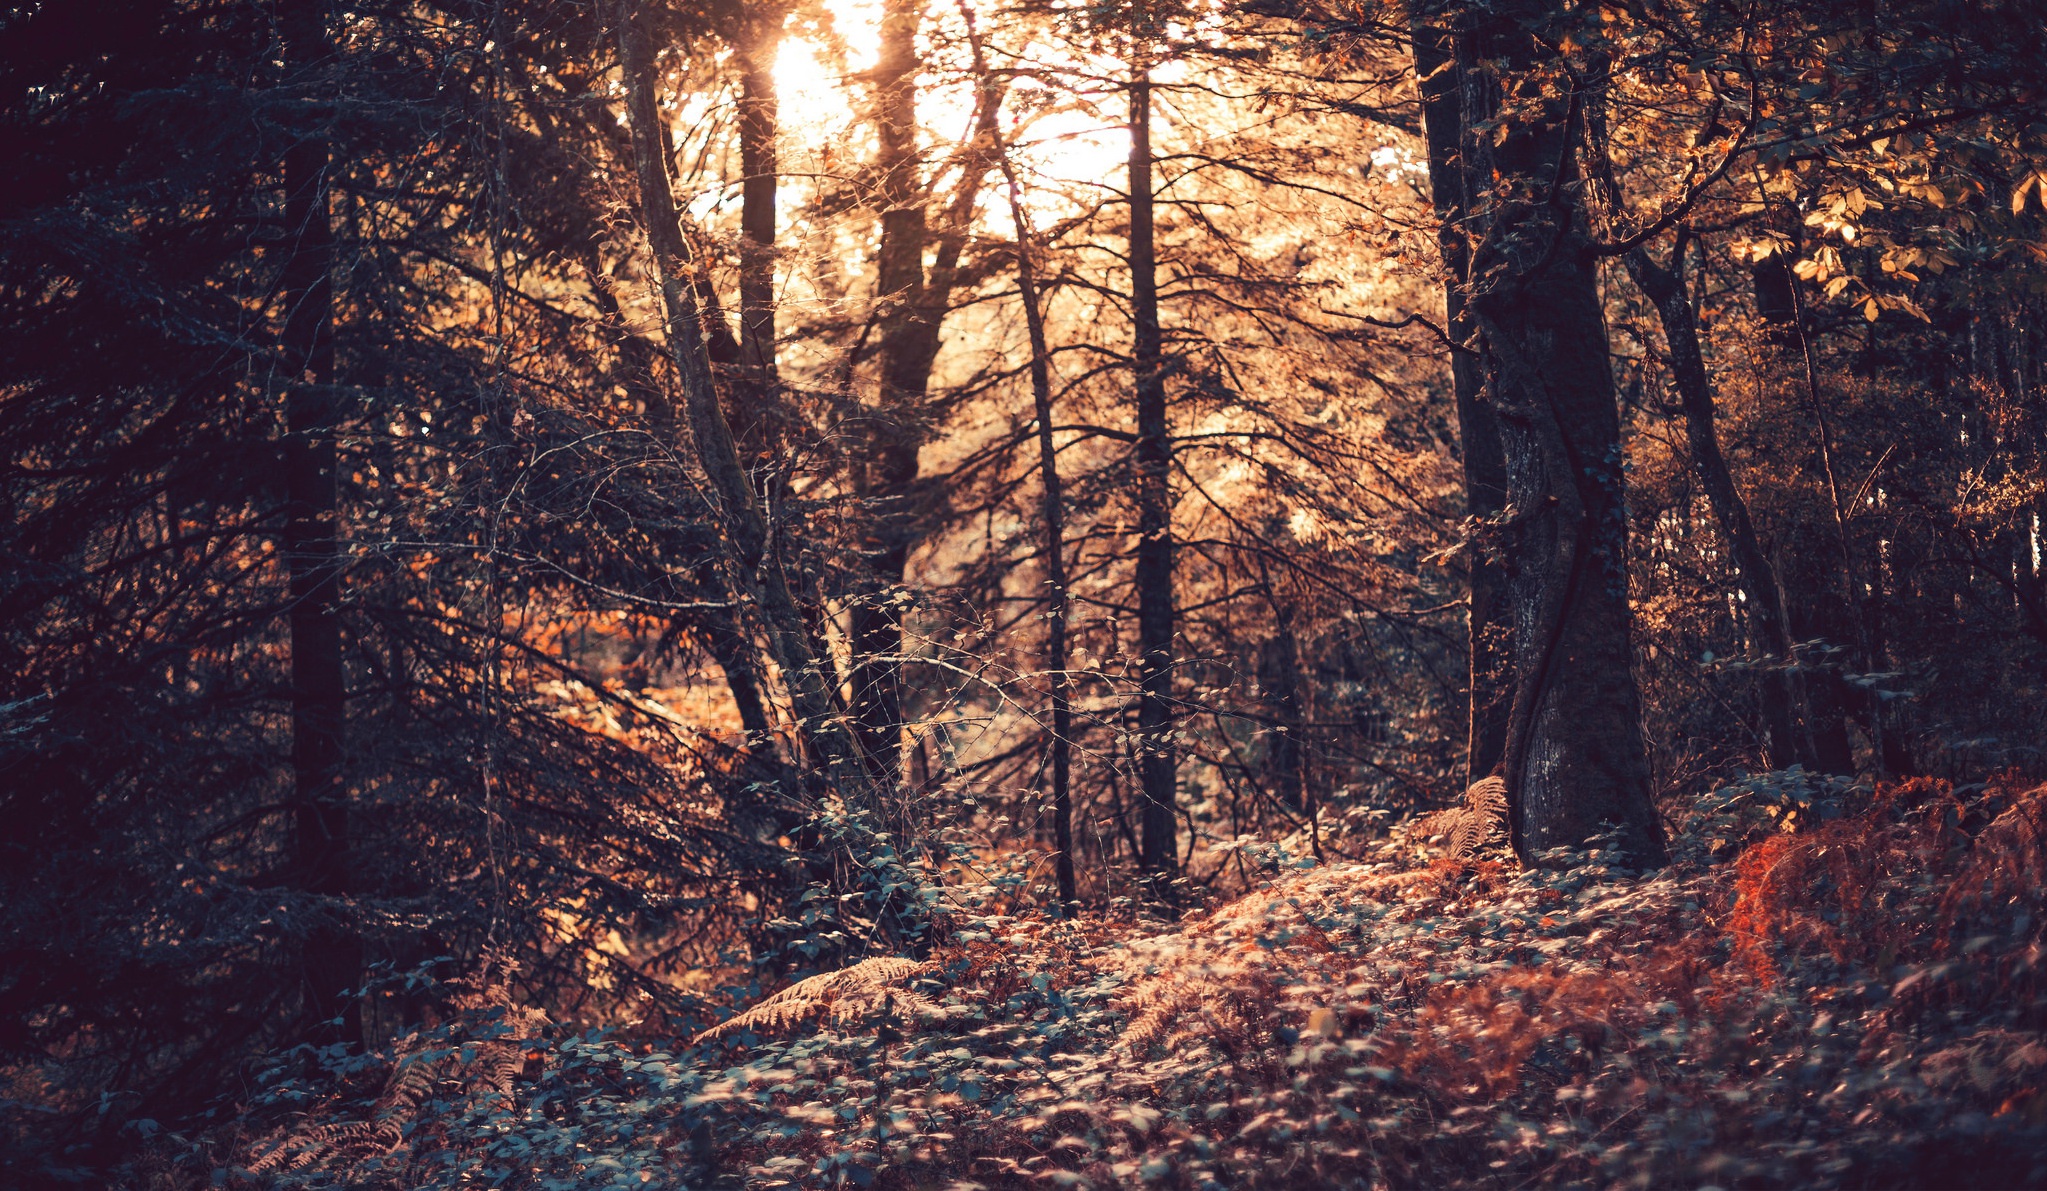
[1448,0,1664,864]
[736,17,778,381]
[1625,238,1812,771]
[1412,15,1511,789]
[279,0,359,1047]
[1260,626,1309,816]
[848,0,1002,786]
[722,8,789,773]
[954,3,1079,912]
[846,0,927,786]
[1129,68,1178,893]
[1001,139,1076,914]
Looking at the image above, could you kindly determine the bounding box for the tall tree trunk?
[1450,0,1664,864]
[849,2,1006,788]
[846,0,929,787]
[1412,13,1511,789]
[279,0,358,1045]
[1002,139,1076,914]
[736,16,779,382]
[723,9,790,778]
[1623,236,1811,771]
[1129,66,1178,893]
[962,9,1078,912]
[616,0,855,795]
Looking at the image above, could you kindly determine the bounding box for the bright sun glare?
[769,0,1135,215]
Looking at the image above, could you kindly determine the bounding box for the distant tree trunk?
[849,0,1003,786]
[960,7,1078,912]
[1784,227,1885,774]
[1448,0,1664,864]
[1412,14,1511,789]
[736,17,779,382]
[279,0,359,1045]
[1129,66,1179,894]
[1623,235,1811,771]
[1264,637,1311,824]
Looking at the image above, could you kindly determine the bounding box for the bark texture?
[1129,68,1179,889]
[1445,0,1664,864]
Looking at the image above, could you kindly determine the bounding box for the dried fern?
[692,956,941,1045]
[1415,775,1510,858]
[246,955,547,1176]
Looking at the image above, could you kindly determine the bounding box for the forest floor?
[222,771,2047,1190]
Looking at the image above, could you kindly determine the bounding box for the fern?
[1415,775,1510,858]
[245,955,547,1176]
[692,956,941,1045]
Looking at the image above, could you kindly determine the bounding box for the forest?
[3,0,2047,1185]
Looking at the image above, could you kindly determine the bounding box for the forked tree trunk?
[1129,66,1179,893]
[280,0,359,1045]
[1412,15,1512,788]
[849,0,1004,786]
[616,0,857,797]
[1446,0,1664,864]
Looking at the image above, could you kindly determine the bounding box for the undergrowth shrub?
[154,772,2047,1190]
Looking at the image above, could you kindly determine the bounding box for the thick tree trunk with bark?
[279,0,360,1046]
[1412,15,1512,788]
[1129,68,1178,892]
[1447,0,1664,864]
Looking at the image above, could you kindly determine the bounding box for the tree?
[1411,14,1511,791]
[277,0,361,1047]
[1127,49,1181,893]
[1424,0,1664,863]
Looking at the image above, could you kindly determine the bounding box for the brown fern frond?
[246,1119,395,1173]
[1941,781,2047,937]
[1411,776,1510,858]
[242,957,549,1176]
[1413,807,1462,843]
[1451,776,1509,857]
[692,956,940,1045]
[1119,964,1276,1058]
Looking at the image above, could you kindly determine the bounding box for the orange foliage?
[1727,778,1968,985]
